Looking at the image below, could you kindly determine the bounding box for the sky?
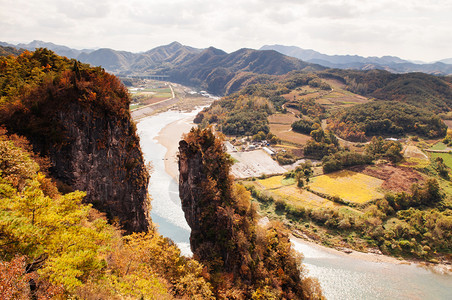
[1,0,451,62]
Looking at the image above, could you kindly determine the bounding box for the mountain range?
[1,40,452,95]
[3,40,452,75]
[260,44,452,75]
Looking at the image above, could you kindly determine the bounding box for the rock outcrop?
[0,50,150,233]
[46,101,150,233]
[178,128,319,299]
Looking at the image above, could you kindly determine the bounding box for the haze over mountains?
[260,45,452,75]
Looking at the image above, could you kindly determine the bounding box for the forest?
[328,101,447,141]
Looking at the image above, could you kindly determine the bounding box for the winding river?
[136,108,452,300]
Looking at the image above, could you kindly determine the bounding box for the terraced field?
[268,113,311,146]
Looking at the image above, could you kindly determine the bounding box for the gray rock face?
[44,102,150,233]
[178,139,206,251]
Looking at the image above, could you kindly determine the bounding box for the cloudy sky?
[1,0,451,62]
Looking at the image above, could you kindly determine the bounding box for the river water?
[136,109,452,300]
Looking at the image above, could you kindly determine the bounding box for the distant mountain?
[13,40,94,59]
[74,41,202,74]
[0,45,24,57]
[261,45,452,75]
[439,58,452,64]
[77,48,136,73]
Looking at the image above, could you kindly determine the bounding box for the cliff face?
[178,138,213,253]
[47,101,150,233]
[0,50,150,233]
[12,99,151,233]
[178,128,317,299]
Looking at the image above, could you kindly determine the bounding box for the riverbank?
[291,234,451,275]
[156,116,196,180]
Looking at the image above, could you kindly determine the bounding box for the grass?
[430,142,447,150]
[309,170,384,204]
[430,152,452,169]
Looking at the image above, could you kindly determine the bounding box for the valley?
[132,85,452,299]
[1,43,451,298]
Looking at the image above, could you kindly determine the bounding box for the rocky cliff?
[46,101,150,233]
[0,50,150,233]
[178,128,320,299]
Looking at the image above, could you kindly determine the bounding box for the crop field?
[256,175,294,189]
[251,176,344,209]
[402,145,430,168]
[268,113,298,125]
[268,113,311,145]
[430,142,448,151]
[250,175,358,210]
[272,186,342,209]
[269,123,311,145]
[129,85,173,108]
[444,120,452,129]
[309,170,384,204]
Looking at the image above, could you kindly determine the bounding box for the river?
[136,108,452,300]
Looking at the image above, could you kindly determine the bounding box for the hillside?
[261,44,452,75]
[320,69,452,112]
[0,45,24,57]
[170,48,325,95]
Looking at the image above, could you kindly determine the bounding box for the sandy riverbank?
[155,114,198,180]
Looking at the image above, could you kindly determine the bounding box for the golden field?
[309,170,384,204]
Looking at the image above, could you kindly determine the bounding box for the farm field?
[272,186,342,209]
[249,174,364,211]
[430,142,448,151]
[443,120,452,129]
[129,82,173,110]
[247,175,345,209]
[268,113,311,146]
[309,170,384,204]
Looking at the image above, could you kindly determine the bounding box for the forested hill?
[169,47,325,95]
[321,69,452,112]
[0,45,24,57]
